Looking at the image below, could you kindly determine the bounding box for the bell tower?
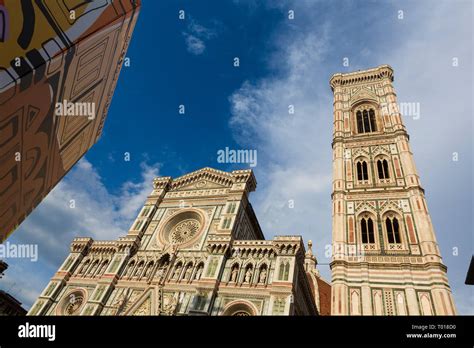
[329,65,456,315]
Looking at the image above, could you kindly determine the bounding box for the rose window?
[158,210,205,247]
[59,291,85,315]
[65,296,84,315]
[170,219,201,244]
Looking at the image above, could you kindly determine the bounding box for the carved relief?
[132,298,151,316]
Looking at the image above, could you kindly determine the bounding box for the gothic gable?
[169,168,234,192]
[174,179,230,191]
[349,87,378,106]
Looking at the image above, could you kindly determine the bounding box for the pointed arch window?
[283,263,290,280]
[356,161,369,181]
[278,262,284,280]
[355,107,377,133]
[356,111,364,133]
[88,260,99,276]
[97,260,109,277]
[278,262,290,281]
[78,259,90,275]
[377,159,390,180]
[369,109,377,132]
[386,216,401,243]
[134,261,145,277]
[126,260,135,277]
[363,109,370,132]
[194,263,204,280]
[360,216,375,244]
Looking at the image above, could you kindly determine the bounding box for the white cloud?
[229,6,334,274]
[183,33,206,55]
[182,17,218,55]
[1,157,160,308]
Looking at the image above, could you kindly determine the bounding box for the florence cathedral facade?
[29,65,455,316]
[28,168,331,316]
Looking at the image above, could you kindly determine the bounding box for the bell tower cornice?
[330,64,394,91]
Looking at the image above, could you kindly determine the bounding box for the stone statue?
[259,268,267,283]
[244,269,252,283]
[145,264,152,277]
[230,268,238,282]
[194,266,203,280]
[156,267,165,280]
[172,264,182,279]
[185,266,192,280]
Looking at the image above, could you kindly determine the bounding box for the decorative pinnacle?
[305,240,317,267]
[306,240,314,257]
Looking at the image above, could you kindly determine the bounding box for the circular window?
[65,296,84,315]
[170,219,201,244]
[232,311,251,316]
[58,290,86,315]
[159,210,205,247]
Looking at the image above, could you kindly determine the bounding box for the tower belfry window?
[356,161,369,181]
[355,107,377,133]
[360,216,375,244]
[369,109,377,131]
[386,216,401,243]
[377,159,390,180]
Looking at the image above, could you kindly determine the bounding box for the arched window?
[278,262,285,280]
[369,109,377,131]
[356,161,369,181]
[172,262,182,280]
[78,259,90,275]
[360,215,375,244]
[194,263,204,280]
[97,260,109,276]
[383,159,389,178]
[144,261,154,277]
[278,262,290,281]
[283,263,290,281]
[134,261,145,277]
[377,159,390,179]
[357,111,363,133]
[363,109,370,132]
[88,260,99,276]
[355,107,377,133]
[386,216,401,243]
[158,254,170,268]
[184,262,193,280]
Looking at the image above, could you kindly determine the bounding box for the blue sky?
[1,0,472,314]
